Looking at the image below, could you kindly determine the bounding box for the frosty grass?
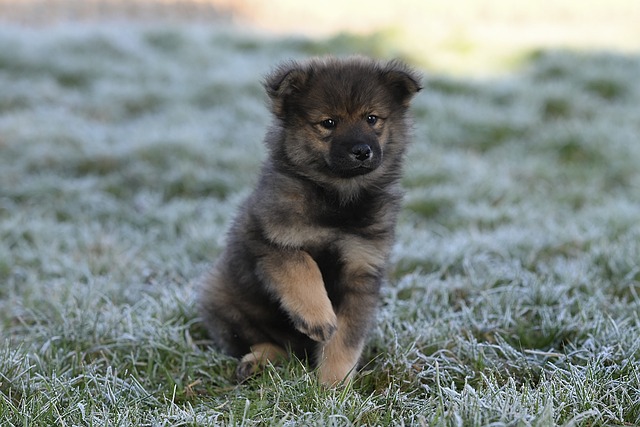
[1,24,639,426]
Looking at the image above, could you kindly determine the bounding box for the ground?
[0,13,639,427]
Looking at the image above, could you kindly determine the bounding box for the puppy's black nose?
[351,144,372,161]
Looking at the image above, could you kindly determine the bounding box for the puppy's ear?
[383,60,422,107]
[264,62,310,118]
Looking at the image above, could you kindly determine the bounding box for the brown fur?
[198,56,421,385]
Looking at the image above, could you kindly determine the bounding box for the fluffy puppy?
[199,56,421,385]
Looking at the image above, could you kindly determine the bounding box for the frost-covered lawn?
[1,25,639,426]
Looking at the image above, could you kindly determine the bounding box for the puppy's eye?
[366,115,378,125]
[320,118,337,129]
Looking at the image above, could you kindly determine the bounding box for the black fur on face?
[326,119,382,177]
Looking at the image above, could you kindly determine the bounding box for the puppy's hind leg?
[236,343,288,382]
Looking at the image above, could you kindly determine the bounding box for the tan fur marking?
[263,224,331,249]
[237,343,288,380]
[338,236,387,276]
[315,316,365,385]
[260,251,337,342]
[240,343,288,367]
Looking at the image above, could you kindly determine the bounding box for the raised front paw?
[291,310,338,342]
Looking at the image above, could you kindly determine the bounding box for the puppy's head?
[264,56,421,183]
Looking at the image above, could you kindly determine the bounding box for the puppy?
[199,56,421,385]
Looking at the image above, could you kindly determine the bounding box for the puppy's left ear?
[383,60,422,107]
[264,61,309,118]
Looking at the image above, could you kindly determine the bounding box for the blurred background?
[1,0,639,74]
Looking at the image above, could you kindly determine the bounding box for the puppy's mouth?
[328,158,381,178]
[345,163,377,176]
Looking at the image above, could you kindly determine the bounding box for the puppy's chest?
[309,191,391,231]
[257,186,397,253]
[308,236,387,303]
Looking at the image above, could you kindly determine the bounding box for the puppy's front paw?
[292,310,338,342]
[236,359,258,383]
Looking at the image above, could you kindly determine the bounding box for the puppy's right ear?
[264,62,309,118]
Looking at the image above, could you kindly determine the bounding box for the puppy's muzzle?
[351,143,372,162]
